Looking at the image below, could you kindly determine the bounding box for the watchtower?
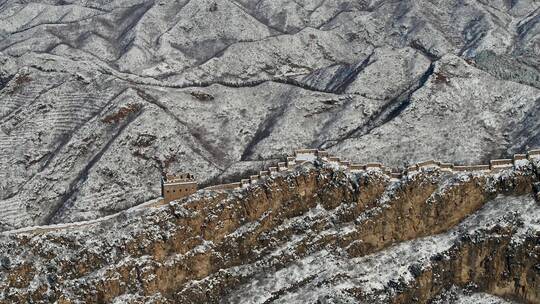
[161,173,198,203]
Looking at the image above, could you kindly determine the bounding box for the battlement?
[514,154,527,161]
[454,165,490,172]
[490,159,513,169]
[416,160,438,169]
[339,160,351,167]
[390,172,402,179]
[160,148,540,200]
[439,163,453,171]
[407,164,419,172]
[365,163,383,169]
[164,173,195,183]
[328,157,341,164]
[528,149,540,157]
[205,182,241,191]
[350,164,366,171]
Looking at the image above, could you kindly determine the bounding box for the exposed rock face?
[1,0,540,229]
[0,158,539,303]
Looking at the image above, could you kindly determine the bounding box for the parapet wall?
[200,148,540,193]
[164,173,196,183]
[205,182,241,191]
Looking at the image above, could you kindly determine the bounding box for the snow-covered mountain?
[1,1,540,302]
[1,0,539,229]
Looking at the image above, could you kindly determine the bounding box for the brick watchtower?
[161,173,198,203]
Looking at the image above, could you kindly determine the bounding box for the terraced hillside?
[0,153,539,303]
[1,0,540,229]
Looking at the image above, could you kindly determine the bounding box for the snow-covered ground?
[223,195,539,303]
[1,0,540,231]
[435,287,518,304]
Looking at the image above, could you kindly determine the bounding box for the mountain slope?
[0,157,539,303]
[0,0,540,232]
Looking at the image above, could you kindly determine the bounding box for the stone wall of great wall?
[172,148,540,195]
[162,174,198,203]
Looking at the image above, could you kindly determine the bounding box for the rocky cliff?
[1,0,540,229]
[1,156,539,303]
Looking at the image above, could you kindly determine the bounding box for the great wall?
[3,147,539,237]
[162,148,540,203]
